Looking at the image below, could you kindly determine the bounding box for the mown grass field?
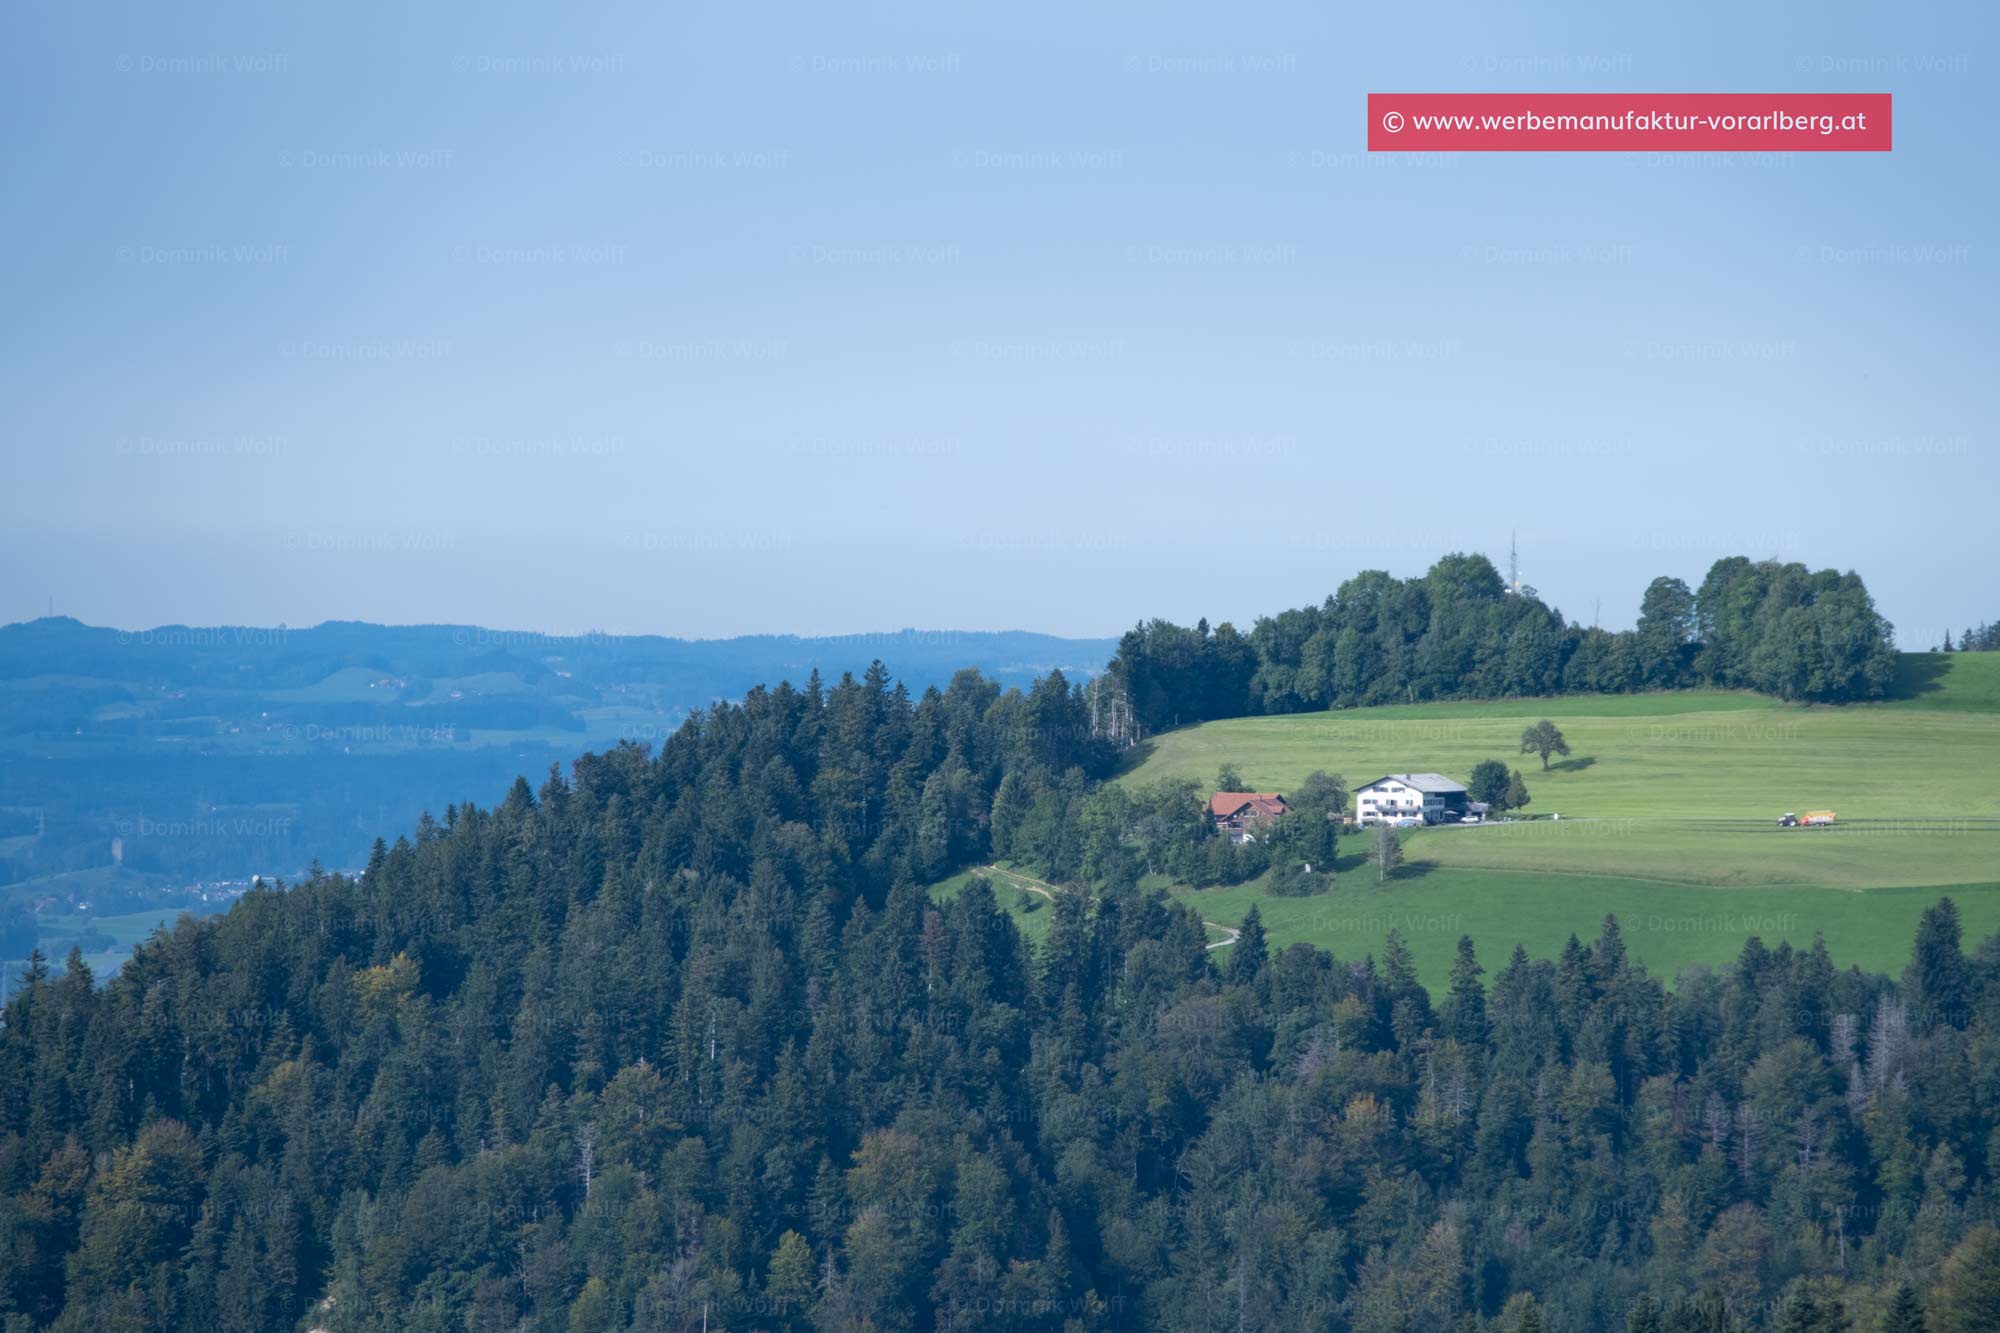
[1120,658,2000,824]
[930,863,1057,943]
[1124,652,2000,985]
[1416,818,2000,890]
[1177,860,2000,990]
[26,907,193,973]
[929,862,1240,950]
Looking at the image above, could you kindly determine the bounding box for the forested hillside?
[1098,555,1900,735]
[3,660,1997,1331]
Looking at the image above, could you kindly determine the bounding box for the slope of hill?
[1121,656,2000,824]
[1884,648,2000,711]
[3,652,1996,1331]
[1120,652,2000,981]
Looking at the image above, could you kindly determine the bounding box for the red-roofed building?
[1210,791,1290,843]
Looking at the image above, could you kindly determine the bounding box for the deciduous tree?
[1467,759,1511,809]
[1520,719,1570,771]
[1372,823,1403,882]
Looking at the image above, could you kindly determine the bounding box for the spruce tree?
[1226,905,1267,986]
[1877,1284,1923,1333]
[1445,936,1487,1045]
[1772,1282,1847,1333]
[1905,897,1970,1032]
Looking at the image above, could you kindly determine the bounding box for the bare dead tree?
[577,1122,597,1200]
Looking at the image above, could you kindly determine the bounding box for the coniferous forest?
[2,657,1997,1332]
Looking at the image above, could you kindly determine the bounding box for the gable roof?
[1355,773,1465,795]
[1210,792,1289,819]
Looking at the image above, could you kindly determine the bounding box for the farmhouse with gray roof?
[1353,772,1477,826]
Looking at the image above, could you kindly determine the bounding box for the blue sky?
[3,0,1993,645]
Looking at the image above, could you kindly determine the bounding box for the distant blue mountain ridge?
[0,617,1116,920]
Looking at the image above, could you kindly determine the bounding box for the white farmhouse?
[1353,773,1474,826]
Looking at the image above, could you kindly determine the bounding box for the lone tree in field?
[1505,769,1531,812]
[1216,763,1244,791]
[1371,823,1403,882]
[1467,759,1511,809]
[1520,719,1570,771]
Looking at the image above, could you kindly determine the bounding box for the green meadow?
[1124,652,2000,985]
[1120,657,2000,824]
[930,863,1056,942]
[1170,862,2000,991]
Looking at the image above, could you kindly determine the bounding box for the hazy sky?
[4,1,1994,646]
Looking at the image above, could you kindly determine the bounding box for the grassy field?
[929,862,1241,951]
[1888,650,2000,711]
[1415,818,2000,889]
[20,907,200,981]
[1121,681,2000,827]
[930,863,1056,942]
[1117,652,2000,984]
[1173,861,2000,991]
